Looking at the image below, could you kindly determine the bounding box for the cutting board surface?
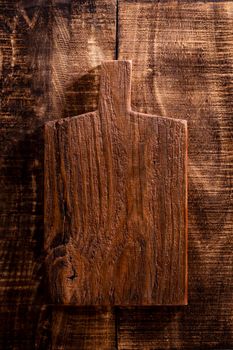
[44,60,187,305]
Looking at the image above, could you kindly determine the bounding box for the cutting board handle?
[98,60,132,115]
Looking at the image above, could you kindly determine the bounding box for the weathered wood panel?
[0,305,116,350]
[0,0,116,303]
[36,306,116,350]
[0,0,232,348]
[0,305,43,350]
[44,60,187,306]
[117,1,233,349]
[0,0,117,349]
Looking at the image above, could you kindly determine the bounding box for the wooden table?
[0,1,232,349]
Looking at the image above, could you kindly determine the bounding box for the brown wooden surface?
[0,0,116,304]
[117,1,233,349]
[0,305,116,350]
[0,0,117,348]
[0,0,232,349]
[35,306,116,350]
[44,60,187,306]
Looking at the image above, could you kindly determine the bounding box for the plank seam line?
[115,0,119,59]
[115,306,119,350]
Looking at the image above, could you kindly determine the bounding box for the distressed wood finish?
[35,306,116,350]
[0,0,232,348]
[0,0,116,303]
[117,1,233,349]
[0,0,117,349]
[44,60,187,306]
[0,305,115,350]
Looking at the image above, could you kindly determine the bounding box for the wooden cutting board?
[44,60,187,306]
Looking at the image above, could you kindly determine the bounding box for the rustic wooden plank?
[44,60,187,306]
[0,0,116,305]
[36,306,116,350]
[1,0,232,348]
[0,305,43,350]
[117,1,233,349]
[0,305,116,350]
[0,240,45,305]
[0,1,117,348]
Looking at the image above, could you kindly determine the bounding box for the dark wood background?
[0,0,232,349]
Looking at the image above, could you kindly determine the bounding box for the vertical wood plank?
[0,305,43,350]
[36,306,116,350]
[0,0,116,303]
[0,0,117,349]
[117,1,233,349]
[0,305,117,350]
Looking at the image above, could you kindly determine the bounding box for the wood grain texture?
[0,305,43,350]
[35,306,116,350]
[117,1,233,349]
[0,305,116,350]
[0,0,116,304]
[0,1,117,349]
[0,0,232,348]
[44,60,187,306]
